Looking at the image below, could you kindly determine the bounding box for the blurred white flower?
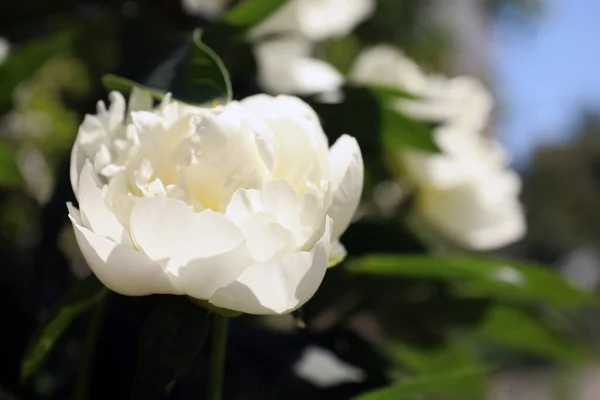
[0,37,9,65]
[249,0,375,41]
[351,45,525,250]
[180,0,231,19]
[68,90,363,314]
[254,37,343,95]
[294,346,366,388]
[351,45,493,132]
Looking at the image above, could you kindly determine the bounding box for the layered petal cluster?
[351,45,525,250]
[68,90,363,314]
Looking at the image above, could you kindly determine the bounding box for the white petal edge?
[68,204,177,296]
[77,161,131,246]
[209,217,332,315]
[327,135,364,240]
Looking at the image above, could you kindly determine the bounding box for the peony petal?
[241,214,296,263]
[225,188,264,225]
[77,161,131,246]
[174,240,252,300]
[69,213,177,296]
[128,87,154,114]
[418,181,526,250]
[209,218,332,315]
[130,196,245,262]
[327,135,364,240]
[253,38,343,96]
[297,0,375,41]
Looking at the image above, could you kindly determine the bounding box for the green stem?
[74,296,108,400]
[208,314,229,400]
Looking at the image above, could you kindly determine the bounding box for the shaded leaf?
[104,30,231,106]
[21,276,107,381]
[476,305,588,362]
[132,296,210,400]
[352,368,489,400]
[224,0,287,28]
[381,107,440,153]
[347,254,596,308]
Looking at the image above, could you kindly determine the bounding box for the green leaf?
[20,276,107,381]
[0,32,73,110]
[347,255,596,308]
[369,84,419,100]
[224,0,287,28]
[324,35,362,75]
[381,108,440,153]
[101,75,167,101]
[132,296,211,400]
[187,30,232,104]
[0,138,21,187]
[388,337,486,399]
[476,305,588,362]
[352,368,490,400]
[103,30,231,106]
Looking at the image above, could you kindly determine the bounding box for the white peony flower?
[351,45,525,250]
[254,37,343,96]
[249,0,375,42]
[0,37,9,65]
[68,89,363,315]
[351,45,493,132]
[181,0,231,20]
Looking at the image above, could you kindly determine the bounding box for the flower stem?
[74,296,108,400]
[208,314,229,400]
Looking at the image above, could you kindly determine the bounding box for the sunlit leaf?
[20,276,107,381]
[224,0,287,28]
[352,368,490,400]
[381,108,440,153]
[132,296,210,400]
[347,255,596,308]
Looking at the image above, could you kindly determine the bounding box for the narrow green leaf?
[101,75,166,101]
[224,0,287,28]
[388,337,486,399]
[0,32,73,109]
[132,296,211,400]
[20,276,107,381]
[477,305,588,362]
[347,255,596,308]
[381,108,440,153]
[353,368,490,400]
